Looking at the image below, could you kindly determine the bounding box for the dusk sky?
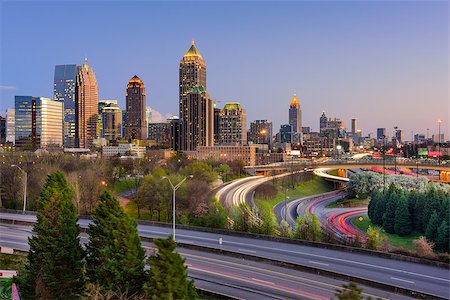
[0,1,448,139]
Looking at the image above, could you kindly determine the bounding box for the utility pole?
[11,164,27,213]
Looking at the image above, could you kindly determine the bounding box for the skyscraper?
[278,124,292,144]
[125,75,147,140]
[75,59,98,148]
[320,111,327,133]
[218,103,247,146]
[15,96,63,150]
[98,100,119,139]
[54,64,77,147]
[101,103,122,142]
[377,128,386,142]
[182,86,214,151]
[289,94,301,133]
[5,108,14,144]
[351,118,358,134]
[0,116,6,144]
[179,40,207,150]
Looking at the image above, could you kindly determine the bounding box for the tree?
[365,226,382,250]
[86,191,145,295]
[19,172,85,299]
[278,220,292,238]
[413,236,435,258]
[382,185,399,233]
[425,211,440,242]
[182,161,217,184]
[435,221,449,252]
[334,282,363,300]
[394,194,412,236]
[144,236,197,299]
[294,214,322,241]
[215,163,230,182]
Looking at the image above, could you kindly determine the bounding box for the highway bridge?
[1,212,448,299]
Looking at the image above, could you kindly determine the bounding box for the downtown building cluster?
[1,41,448,163]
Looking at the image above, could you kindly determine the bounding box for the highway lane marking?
[251,278,275,285]
[390,277,415,284]
[238,248,256,253]
[308,260,329,267]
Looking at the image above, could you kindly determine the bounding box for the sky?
[0,0,448,139]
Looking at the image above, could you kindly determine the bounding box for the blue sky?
[0,0,448,138]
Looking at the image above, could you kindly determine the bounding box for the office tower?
[179,40,207,150]
[75,59,98,148]
[15,96,63,150]
[213,107,221,145]
[145,107,152,138]
[6,108,15,144]
[248,120,273,147]
[98,100,119,138]
[0,116,5,144]
[121,110,127,138]
[320,111,327,132]
[125,75,147,140]
[278,124,292,143]
[395,129,404,144]
[377,128,386,142]
[102,105,122,142]
[289,94,301,133]
[182,86,214,151]
[351,118,358,134]
[54,64,77,147]
[218,103,247,145]
[414,134,426,144]
[148,122,171,147]
[170,118,182,151]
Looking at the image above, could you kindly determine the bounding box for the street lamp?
[11,164,27,213]
[162,175,193,241]
[336,145,342,159]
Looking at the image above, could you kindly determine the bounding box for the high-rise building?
[182,86,214,151]
[351,118,358,134]
[6,108,15,144]
[125,75,147,140]
[75,59,98,148]
[377,128,386,142]
[54,64,77,147]
[179,40,207,150]
[213,107,221,145]
[248,120,273,147]
[102,105,122,142]
[15,96,63,150]
[0,116,6,144]
[170,118,182,151]
[148,122,171,147]
[289,94,301,133]
[98,100,119,138]
[320,111,327,133]
[278,124,292,144]
[395,129,404,144]
[218,103,247,146]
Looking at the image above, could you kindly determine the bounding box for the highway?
[0,223,411,300]
[1,212,449,299]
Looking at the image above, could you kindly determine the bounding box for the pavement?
[1,213,449,299]
[0,223,414,300]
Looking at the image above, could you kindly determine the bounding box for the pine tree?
[394,194,412,236]
[382,189,398,233]
[144,236,197,299]
[86,191,145,295]
[436,221,449,252]
[425,211,441,243]
[372,193,385,226]
[19,172,85,299]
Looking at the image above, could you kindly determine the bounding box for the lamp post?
[438,119,442,165]
[336,145,342,160]
[11,164,27,213]
[382,135,386,193]
[284,191,290,222]
[162,175,193,241]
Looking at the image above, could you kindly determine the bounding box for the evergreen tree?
[86,191,145,295]
[422,188,443,231]
[19,172,85,299]
[394,194,412,236]
[436,221,449,252]
[144,236,197,299]
[334,282,363,300]
[412,191,426,231]
[372,193,385,226]
[425,211,441,242]
[382,188,398,233]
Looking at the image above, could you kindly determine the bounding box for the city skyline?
[0,1,448,137]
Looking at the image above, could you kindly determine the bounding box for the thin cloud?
[149,107,175,123]
[0,86,17,90]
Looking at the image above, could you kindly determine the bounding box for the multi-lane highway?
[1,212,449,299]
[0,223,413,300]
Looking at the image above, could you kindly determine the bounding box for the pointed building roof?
[184,40,203,59]
[83,57,90,70]
[290,94,300,108]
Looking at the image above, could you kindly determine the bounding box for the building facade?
[179,40,207,151]
[148,122,171,147]
[218,103,247,146]
[248,120,273,148]
[54,64,77,147]
[102,105,122,142]
[320,111,327,133]
[0,116,6,144]
[288,94,301,133]
[15,96,63,150]
[98,100,119,139]
[278,124,292,144]
[6,108,15,144]
[197,145,256,166]
[75,59,98,148]
[125,76,147,140]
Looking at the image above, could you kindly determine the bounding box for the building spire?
[184,40,203,59]
[290,93,300,108]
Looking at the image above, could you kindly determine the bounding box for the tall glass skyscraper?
[15,96,63,150]
[54,64,77,148]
